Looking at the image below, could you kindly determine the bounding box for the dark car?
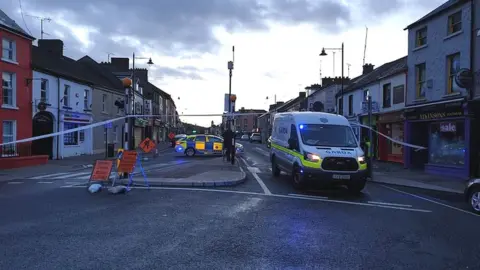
[250,133,262,143]
[465,178,480,214]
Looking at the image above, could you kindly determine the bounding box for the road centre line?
[37,181,54,184]
[62,185,431,212]
[30,172,71,179]
[7,181,24,184]
[380,184,477,217]
[288,193,328,199]
[368,201,412,208]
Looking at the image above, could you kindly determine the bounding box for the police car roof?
[275,111,349,126]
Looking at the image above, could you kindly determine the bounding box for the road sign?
[139,138,156,153]
[117,150,137,174]
[90,160,114,182]
[168,132,175,140]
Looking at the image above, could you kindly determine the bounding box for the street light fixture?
[319,43,344,115]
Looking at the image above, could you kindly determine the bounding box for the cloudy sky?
[3,0,444,127]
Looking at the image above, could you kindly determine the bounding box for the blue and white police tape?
[350,123,427,151]
[0,114,152,147]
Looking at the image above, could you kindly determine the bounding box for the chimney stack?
[363,63,375,75]
[38,39,64,57]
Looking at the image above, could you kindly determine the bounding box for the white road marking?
[368,201,412,208]
[65,181,87,185]
[37,181,54,184]
[59,185,431,212]
[288,193,328,199]
[51,171,90,179]
[255,147,270,157]
[8,181,23,184]
[30,172,71,179]
[243,157,272,195]
[380,184,477,217]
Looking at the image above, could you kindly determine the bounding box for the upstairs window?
[63,85,70,107]
[40,79,48,102]
[447,52,461,94]
[447,11,462,35]
[415,27,427,47]
[2,39,15,61]
[382,83,391,108]
[415,63,426,98]
[348,95,353,116]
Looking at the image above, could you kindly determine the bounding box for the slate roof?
[77,56,124,92]
[0,9,34,40]
[32,46,94,85]
[148,82,170,100]
[336,56,407,98]
[404,0,469,30]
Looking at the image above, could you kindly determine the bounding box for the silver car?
[250,133,262,143]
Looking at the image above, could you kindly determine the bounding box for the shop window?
[64,123,78,145]
[428,121,465,166]
[386,123,404,155]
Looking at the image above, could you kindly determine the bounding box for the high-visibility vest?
[365,142,371,157]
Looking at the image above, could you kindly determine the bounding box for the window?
[299,124,357,148]
[102,94,108,112]
[2,72,15,106]
[40,79,48,102]
[447,52,461,94]
[415,27,427,47]
[208,136,222,143]
[63,123,84,146]
[348,95,353,115]
[415,63,426,98]
[429,121,465,166]
[2,120,16,156]
[392,85,405,104]
[363,90,369,101]
[338,97,343,115]
[2,39,15,61]
[382,83,391,108]
[243,119,247,129]
[195,135,206,142]
[84,89,90,110]
[447,11,462,35]
[63,85,70,107]
[113,126,118,142]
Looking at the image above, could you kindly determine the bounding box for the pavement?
[1,140,480,269]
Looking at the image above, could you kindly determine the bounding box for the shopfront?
[404,99,470,179]
[60,111,93,158]
[134,118,148,148]
[376,111,404,164]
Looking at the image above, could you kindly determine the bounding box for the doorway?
[410,122,429,169]
[32,111,54,159]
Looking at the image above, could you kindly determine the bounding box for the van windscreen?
[299,124,357,147]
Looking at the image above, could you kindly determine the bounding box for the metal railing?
[0,142,32,158]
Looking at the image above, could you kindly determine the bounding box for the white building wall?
[32,70,94,159]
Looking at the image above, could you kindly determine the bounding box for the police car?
[175,134,244,157]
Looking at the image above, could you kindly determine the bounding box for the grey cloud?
[156,67,204,81]
[6,0,352,58]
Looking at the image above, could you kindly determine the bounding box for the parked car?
[267,136,272,148]
[241,134,249,141]
[465,178,480,214]
[250,133,262,143]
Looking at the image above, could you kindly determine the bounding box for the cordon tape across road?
[0,113,427,151]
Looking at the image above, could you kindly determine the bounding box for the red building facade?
[0,11,47,168]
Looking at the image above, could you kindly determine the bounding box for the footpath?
[120,157,246,187]
[370,161,466,194]
[0,143,171,182]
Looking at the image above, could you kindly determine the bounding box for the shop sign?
[404,101,464,121]
[378,111,404,123]
[134,118,148,127]
[63,112,91,123]
[440,122,456,132]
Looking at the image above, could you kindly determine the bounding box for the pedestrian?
[222,127,233,162]
[362,137,372,179]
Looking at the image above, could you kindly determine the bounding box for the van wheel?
[292,166,305,190]
[185,147,196,157]
[347,180,366,194]
[271,157,281,177]
[468,187,480,214]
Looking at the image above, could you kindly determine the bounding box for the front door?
[32,112,54,159]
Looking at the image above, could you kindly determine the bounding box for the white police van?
[269,112,368,192]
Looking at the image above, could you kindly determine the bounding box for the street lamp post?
[128,53,153,150]
[320,43,344,115]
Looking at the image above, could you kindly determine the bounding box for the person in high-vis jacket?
[361,137,372,179]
